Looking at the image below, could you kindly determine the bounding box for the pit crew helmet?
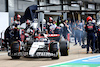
[49,17,53,23]
[26,19,31,24]
[59,23,64,27]
[17,14,21,18]
[86,16,92,22]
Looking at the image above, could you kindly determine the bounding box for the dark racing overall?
[97,25,100,52]
[85,16,96,54]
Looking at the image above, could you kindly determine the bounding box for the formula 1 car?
[6,22,69,60]
[8,35,69,60]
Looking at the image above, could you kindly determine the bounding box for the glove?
[95,33,97,37]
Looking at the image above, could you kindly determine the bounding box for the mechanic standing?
[5,14,21,46]
[85,16,96,54]
[67,20,72,41]
[97,22,100,52]
[72,21,76,37]
[77,20,83,46]
[81,20,86,46]
[25,19,35,35]
[59,23,64,35]
[49,20,57,34]
[45,17,53,34]
[62,20,69,40]
[68,20,72,31]
[74,20,79,46]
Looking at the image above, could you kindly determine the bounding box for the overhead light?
[44,10,50,13]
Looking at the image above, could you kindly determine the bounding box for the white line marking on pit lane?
[41,55,100,67]
[0,53,7,56]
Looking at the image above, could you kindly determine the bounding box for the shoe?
[78,41,79,42]
[86,51,89,54]
[73,43,77,46]
[92,51,94,54]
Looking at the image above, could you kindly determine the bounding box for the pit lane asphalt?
[0,43,99,67]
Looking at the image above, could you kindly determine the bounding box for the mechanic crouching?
[25,20,31,31]
[85,16,96,54]
[5,14,21,49]
[25,20,35,38]
[10,15,21,43]
[12,14,21,41]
